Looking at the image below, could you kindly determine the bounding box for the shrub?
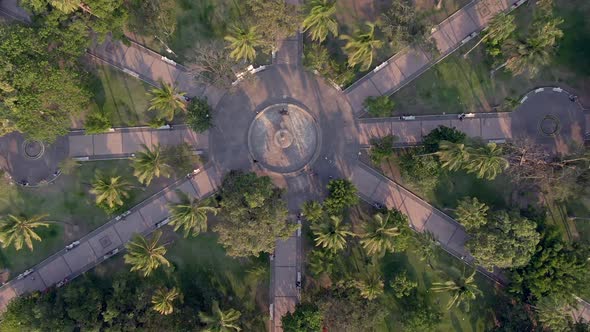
[84,112,111,134]
[422,126,466,153]
[186,97,212,133]
[363,96,395,117]
[370,135,397,164]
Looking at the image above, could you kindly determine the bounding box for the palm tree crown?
[198,301,242,332]
[311,215,355,252]
[340,22,383,71]
[151,287,181,315]
[90,174,132,209]
[224,25,262,63]
[132,144,173,186]
[354,269,384,300]
[124,230,170,277]
[168,191,218,238]
[148,81,186,121]
[431,270,482,311]
[360,212,402,255]
[0,214,50,251]
[455,197,489,230]
[465,143,509,180]
[302,0,338,42]
[436,140,470,171]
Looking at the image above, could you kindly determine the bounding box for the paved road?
[0,166,222,310]
[68,125,208,160]
[358,88,588,155]
[344,0,525,114]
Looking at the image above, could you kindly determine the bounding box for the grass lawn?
[0,159,179,275]
[87,62,155,128]
[389,1,590,116]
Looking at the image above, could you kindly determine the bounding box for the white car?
[103,248,119,260]
[155,217,171,229]
[65,241,80,251]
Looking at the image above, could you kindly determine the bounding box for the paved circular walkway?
[510,90,586,156]
[0,132,68,185]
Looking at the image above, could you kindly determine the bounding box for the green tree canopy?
[124,230,170,277]
[214,171,296,257]
[186,97,213,133]
[0,214,50,251]
[363,95,395,117]
[455,197,489,230]
[467,210,540,269]
[324,179,358,213]
[132,144,173,185]
[281,303,323,332]
[369,135,397,165]
[151,287,181,315]
[340,23,384,71]
[431,270,482,311]
[353,268,384,300]
[302,0,338,42]
[311,215,355,252]
[148,82,186,122]
[360,210,410,255]
[302,200,324,223]
[168,191,217,238]
[245,0,302,52]
[90,174,132,211]
[390,272,418,298]
[198,301,242,332]
[422,126,466,153]
[224,25,262,63]
[465,143,509,180]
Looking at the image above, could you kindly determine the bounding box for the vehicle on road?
[103,248,119,260]
[65,241,80,251]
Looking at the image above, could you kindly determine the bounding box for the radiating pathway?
[0,166,222,310]
[68,125,208,160]
[344,0,526,114]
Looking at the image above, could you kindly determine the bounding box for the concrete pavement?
[344,0,526,114]
[0,166,222,311]
[68,125,208,160]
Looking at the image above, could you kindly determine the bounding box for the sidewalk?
[0,166,222,311]
[345,0,524,114]
[67,125,208,159]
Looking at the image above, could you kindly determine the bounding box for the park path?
[0,166,223,311]
[344,0,526,114]
[67,125,208,160]
[273,0,303,67]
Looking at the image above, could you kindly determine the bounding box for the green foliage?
[0,273,195,331]
[340,23,384,71]
[431,270,482,311]
[389,272,418,298]
[215,171,296,257]
[132,144,173,186]
[422,126,466,153]
[302,200,323,223]
[0,214,50,251]
[363,95,395,117]
[0,24,91,142]
[399,297,443,332]
[168,192,218,238]
[353,267,384,300]
[311,215,355,252]
[302,0,338,42]
[186,97,213,133]
[360,210,411,256]
[224,25,262,63]
[323,179,358,214]
[482,13,516,56]
[151,287,181,315]
[148,82,186,121]
[126,0,176,41]
[370,135,397,165]
[84,111,111,134]
[398,148,441,192]
[198,301,242,332]
[489,299,536,332]
[163,143,200,176]
[467,210,540,269]
[379,0,429,50]
[90,173,132,211]
[510,230,590,303]
[245,0,302,52]
[437,141,509,180]
[281,303,323,332]
[307,248,336,277]
[455,197,489,230]
[124,230,170,277]
[302,43,355,87]
[536,296,574,332]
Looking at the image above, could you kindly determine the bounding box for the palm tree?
[463,13,516,57]
[168,191,217,238]
[455,197,489,230]
[0,214,50,251]
[90,174,132,209]
[302,200,323,222]
[354,269,384,300]
[132,144,173,186]
[360,212,402,255]
[302,0,338,42]
[310,215,355,252]
[124,230,170,277]
[504,39,552,78]
[431,270,482,311]
[224,25,262,63]
[435,141,470,172]
[151,287,181,315]
[465,143,509,180]
[308,248,335,277]
[340,23,384,71]
[198,301,242,332]
[415,231,439,269]
[148,81,186,121]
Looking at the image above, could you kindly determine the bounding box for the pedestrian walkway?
[358,113,512,146]
[0,166,222,311]
[87,38,225,108]
[273,0,303,67]
[345,0,525,114]
[68,125,208,160]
